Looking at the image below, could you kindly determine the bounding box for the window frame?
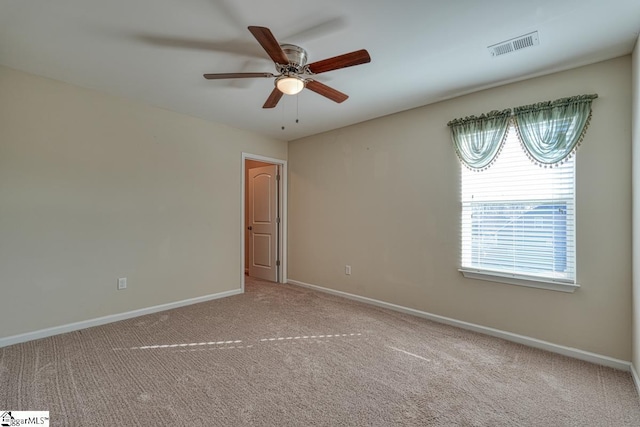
[458,124,580,293]
[459,269,579,293]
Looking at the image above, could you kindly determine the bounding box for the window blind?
[460,125,575,283]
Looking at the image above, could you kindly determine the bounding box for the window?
[460,124,577,291]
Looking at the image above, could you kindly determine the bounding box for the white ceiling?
[1,0,639,141]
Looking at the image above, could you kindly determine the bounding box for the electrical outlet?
[345,265,351,275]
[118,277,127,290]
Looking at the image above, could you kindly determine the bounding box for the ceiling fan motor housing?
[277,44,308,74]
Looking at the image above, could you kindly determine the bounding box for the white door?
[248,164,279,281]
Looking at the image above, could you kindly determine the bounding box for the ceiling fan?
[203,26,371,108]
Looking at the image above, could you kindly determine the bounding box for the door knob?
[248,226,253,230]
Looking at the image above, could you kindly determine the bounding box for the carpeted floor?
[1,277,639,426]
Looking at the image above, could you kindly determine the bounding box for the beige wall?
[0,65,287,339]
[632,36,640,370]
[288,56,632,360]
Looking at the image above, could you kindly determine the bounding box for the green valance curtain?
[448,94,597,170]
[513,94,598,166]
[447,109,512,171]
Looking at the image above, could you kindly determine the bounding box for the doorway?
[241,153,287,292]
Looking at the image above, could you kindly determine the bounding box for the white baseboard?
[632,364,640,399]
[0,288,243,348]
[288,279,631,372]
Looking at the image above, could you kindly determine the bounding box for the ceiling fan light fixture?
[276,76,305,95]
[204,26,371,108]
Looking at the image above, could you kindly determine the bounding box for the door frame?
[241,152,287,292]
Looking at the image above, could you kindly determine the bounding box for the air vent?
[488,31,539,57]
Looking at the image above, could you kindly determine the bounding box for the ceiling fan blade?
[133,34,264,58]
[307,49,371,74]
[305,80,348,103]
[284,17,347,43]
[263,88,284,108]
[204,72,275,80]
[248,26,290,64]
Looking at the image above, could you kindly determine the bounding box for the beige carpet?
[1,277,639,426]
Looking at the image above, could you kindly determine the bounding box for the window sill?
[459,269,580,293]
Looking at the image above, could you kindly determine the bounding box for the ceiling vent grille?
[488,31,539,57]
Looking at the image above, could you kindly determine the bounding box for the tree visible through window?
[460,124,575,283]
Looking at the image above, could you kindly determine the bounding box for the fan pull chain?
[280,95,300,130]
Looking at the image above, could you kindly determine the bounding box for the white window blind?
[460,125,575,283]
